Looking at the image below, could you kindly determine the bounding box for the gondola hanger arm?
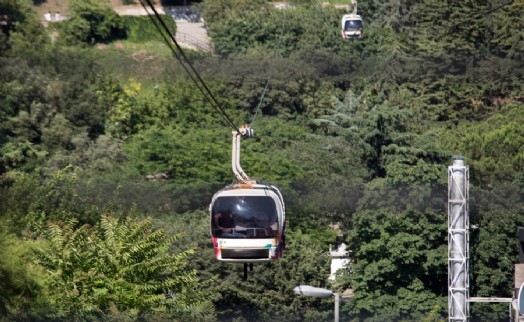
[351,0,357,14]
[232,125,255,184]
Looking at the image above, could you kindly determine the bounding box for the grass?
[93,40,173,84]
[91,39,208,91]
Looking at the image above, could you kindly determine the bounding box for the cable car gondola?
[210,126,286,263]
[341,14,363,39]
[341,0,363,39]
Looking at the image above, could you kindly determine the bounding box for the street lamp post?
[294,285,340,322]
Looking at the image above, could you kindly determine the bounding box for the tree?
[467,184,524,321]
[0,47,109,177]
[438,104,524,186]
[347,209,447,321]
[201,0,269,27]
[0,230,47,319]
[469,210,522,321]
[0,0,47,47]
[312,103,446,182]
[58,0,125,45]
[0,166,103,232]
[406,0,493,68]
[489,0,524,61]
[33,214,216,320]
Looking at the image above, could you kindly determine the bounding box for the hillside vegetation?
[1,0,523,321]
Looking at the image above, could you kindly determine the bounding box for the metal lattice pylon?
[448,158,470,321]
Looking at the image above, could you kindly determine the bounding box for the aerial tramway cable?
[138,0,240,132]
[139,0,287,132]
[248,7,287,128]
[449,0,515,30]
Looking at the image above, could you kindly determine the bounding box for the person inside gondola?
[214,211,235,235]
[253,212,277,237]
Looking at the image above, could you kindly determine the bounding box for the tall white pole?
[448,157,470,321]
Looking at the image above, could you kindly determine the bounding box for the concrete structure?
[329,243,351,280]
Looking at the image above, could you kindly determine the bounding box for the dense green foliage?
[122,15,177,43]
[57,0,126,44]
[0,230,46,318]
[1,0,523,321]
[34,215,216,320]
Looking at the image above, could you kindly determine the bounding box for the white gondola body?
[210,183,285,263]
[341,13,363,38]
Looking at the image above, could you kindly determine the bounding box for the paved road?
[175,21,211,52]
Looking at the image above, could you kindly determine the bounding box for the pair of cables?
[450,0,516,30]
[138,0,239,132]
[138,0,285,133]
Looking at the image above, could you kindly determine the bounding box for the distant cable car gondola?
[210,126,286,266]
[341,14,363,38]
[341,0,363,39]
